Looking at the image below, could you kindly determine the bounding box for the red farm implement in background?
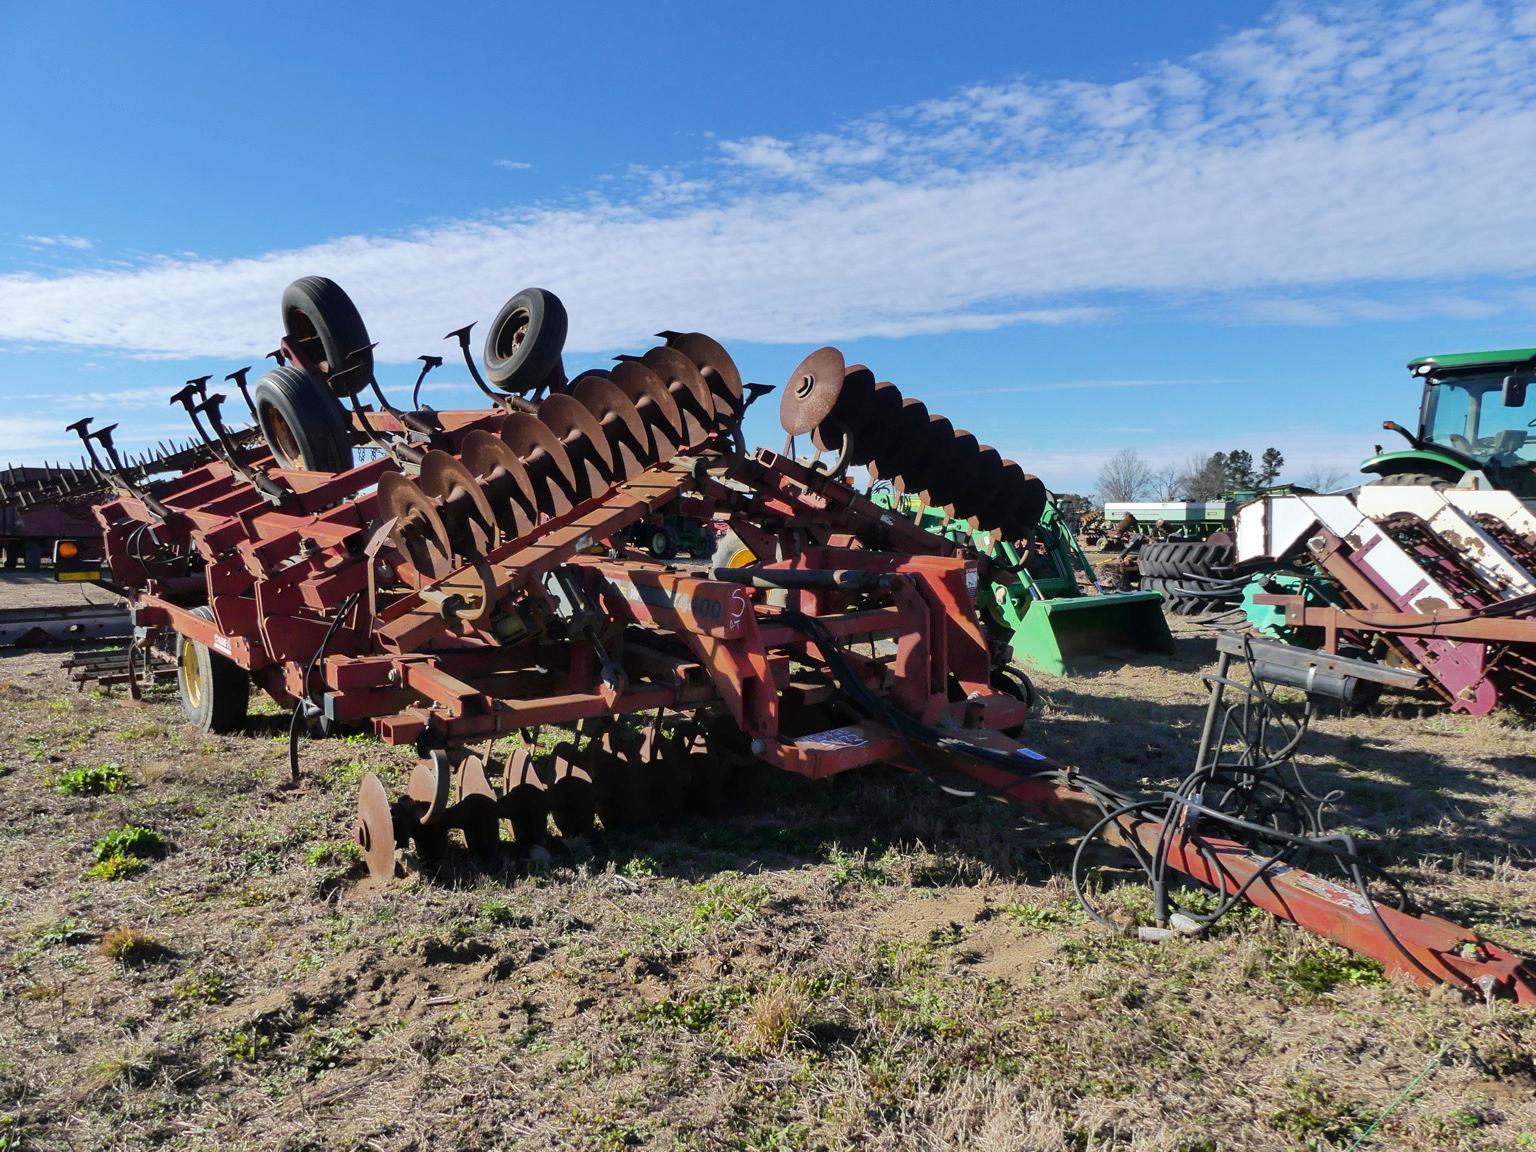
[75,277,1535,1007]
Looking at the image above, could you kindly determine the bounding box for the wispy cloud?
[20,234,93,251]
[2,3,1535,364]
[492,159,533,171]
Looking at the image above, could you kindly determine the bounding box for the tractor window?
[1422,373,1536,464]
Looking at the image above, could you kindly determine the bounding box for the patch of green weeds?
[173,969,232,1005]
[642,985,751,1033]
[620,855,658,880]
[87,855,146,881]
[1270,1075,1370,1146]
[475,898,530,929]
[556,1045,591,1074]
[825,845,892,887]
[32,916,88,947]
[331,758,370,787]
[1004,899,1074,929]
[88,825,166,880]
[691,873,769,925]
[55,761,129,796]
[222,1027,273,1063]
[299,1024,365,1077]
[304,841,361,868]
[116,721,164,741]
[1275,944,1386,994]
[94,825,167,861]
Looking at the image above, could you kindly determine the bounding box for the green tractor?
[1362,347,1536,496]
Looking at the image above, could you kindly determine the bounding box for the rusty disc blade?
[780,346,845,436]
[809,365,879,453]
[499,746,550,845]
[895,413,954,496]
[640,727,691,823]
[573,375,654,475]
[868,396,932,485]
[547,741,596,838]
[640,346,717,440]
[841,379,903,466]
[455,753,502,858]
[355,771,397,880]
[610,360,684,451]
[500,412,577,516]
[420,448,500,551]
[921,426,977,508]
[406,750,452,824]
[954,445,1006,527]
[378,471,456,581]
[999,468,1048,539]
[460,429,538,540]
[538,393,616,493]
[587,740,649,830]
[666,332,743,422]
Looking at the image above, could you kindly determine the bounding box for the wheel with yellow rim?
[177,606,251,733]
[710,530,758,571]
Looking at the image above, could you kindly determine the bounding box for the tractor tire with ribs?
[1137,538,1240,616]
[281,276,374,397]
[253,366,355,473]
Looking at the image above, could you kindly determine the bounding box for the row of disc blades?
[377,332,744,582]
[780,346,1047,540]
[355,716,744,877]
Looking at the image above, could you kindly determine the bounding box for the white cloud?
[21,234,93,250]
[0,3,1534,365]
[492,159,533,171]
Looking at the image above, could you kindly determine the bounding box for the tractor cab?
[1362,347,1536,496]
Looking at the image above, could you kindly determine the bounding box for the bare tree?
[1295,464,1353,493]
[1096,448,1154,504]
[1153,463,1182,500]
[1177,452,1228,500]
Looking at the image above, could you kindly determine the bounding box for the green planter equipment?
[874,489,1173,676]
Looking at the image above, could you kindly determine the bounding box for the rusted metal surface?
[67,277,1536,1005]
[779,347,1047,540]
[0,603,130,647]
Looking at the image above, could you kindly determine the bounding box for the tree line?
[1094,447,1350,504]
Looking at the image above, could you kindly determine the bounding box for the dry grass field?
[1,573,1533,1151]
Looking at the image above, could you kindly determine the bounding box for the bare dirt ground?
[1,571,1533,1151]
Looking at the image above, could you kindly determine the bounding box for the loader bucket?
[1001,589,1174,676]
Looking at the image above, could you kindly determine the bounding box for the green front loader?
[875,490,1173,676]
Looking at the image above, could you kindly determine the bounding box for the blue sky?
[4,1,1536,494]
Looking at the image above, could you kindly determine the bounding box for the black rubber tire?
[23,540,42,571]
[280,276,374,397]
[1374,471,1456,489]
[1140,540,1240,616]
[648,527,678,561]
[253,366,354,473]
[482,288,568,392]
[177,607,250,734]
